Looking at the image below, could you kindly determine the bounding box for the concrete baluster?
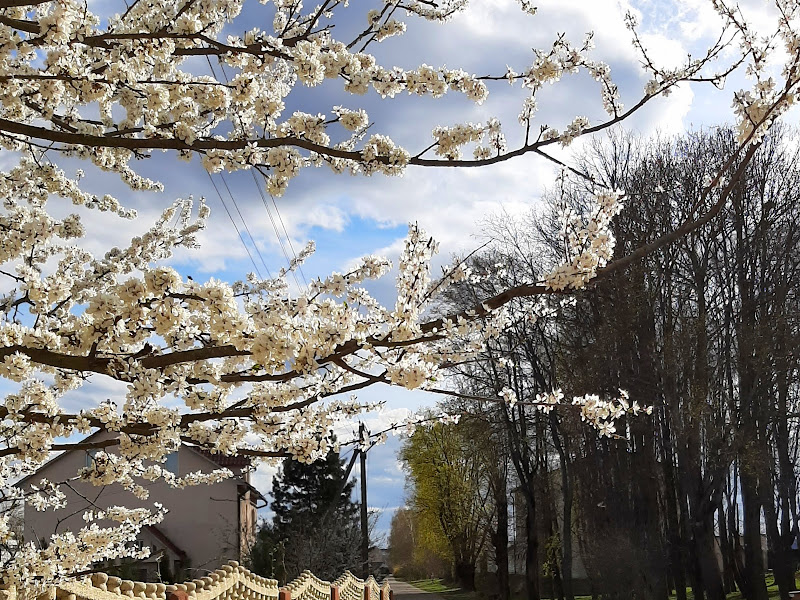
[107,577,122,594]
[91,572,109,591]
[120,580,135,597]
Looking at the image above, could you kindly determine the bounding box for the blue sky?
[6,0,799,544]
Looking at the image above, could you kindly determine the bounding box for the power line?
[208,56,307,291]
[206,171,264,280]
[218,171,273,279]
[250,169,305,292]
[268,183,309,288]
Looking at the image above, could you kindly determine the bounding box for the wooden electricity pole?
[359,422,369,579]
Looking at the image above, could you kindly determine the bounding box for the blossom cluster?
[0,170,518,584]
[0,0,503,196]
[0,0,716,199]
[544,191,624,291]
[494,385,651,437]
[8,503,167,592]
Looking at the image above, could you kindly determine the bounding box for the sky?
[5,0,798,545]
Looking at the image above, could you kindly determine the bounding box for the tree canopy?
[400,417,491,590]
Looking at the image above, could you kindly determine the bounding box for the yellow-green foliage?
[400,419,489,570]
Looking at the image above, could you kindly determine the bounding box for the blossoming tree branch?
[0,0,798,590]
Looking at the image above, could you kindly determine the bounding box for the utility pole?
[359,422,369,579]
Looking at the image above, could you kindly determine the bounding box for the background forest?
[393,126,800,600]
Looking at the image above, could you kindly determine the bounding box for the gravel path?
[387,578,448,600]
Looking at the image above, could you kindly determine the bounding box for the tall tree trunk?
[740,466,768,600]
[660,400,687,600]
[718,498,737,594]
[695,514,725,600]
[454,560,476,591]
[688,271,725,600]
[678,436,704,600]
[550,415,574,600]
[658,247,687,600]
[763,491,792,600]
[492,478,511,600]
[726,470,747,595]
[560,469,574,600]
[771,351,798,600]
[525,480,540,600]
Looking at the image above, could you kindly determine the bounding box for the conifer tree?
[250,444,360,583]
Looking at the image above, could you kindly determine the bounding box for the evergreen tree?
[249,444,360,583]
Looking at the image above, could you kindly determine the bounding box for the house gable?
[18,432,265,580]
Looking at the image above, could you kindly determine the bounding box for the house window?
[85,449,98,469]
[127,539,144,551]
[165,452,179,475]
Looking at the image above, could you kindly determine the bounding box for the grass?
[405,578,481,600]
[669,572,784,600]
[404,572,791,600]
[404,579,595,600]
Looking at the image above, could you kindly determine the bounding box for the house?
[17,430,265,582]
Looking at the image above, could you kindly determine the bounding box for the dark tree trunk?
[525,483,540,600]
[550,414,574,600]
[454,560,476,591]
[718,498,737,594]
[770,362,799,600]
[560,471,573,600]
[659,395,687,600]
[764,493,793,600]
[740,467,768,600]
[726,475,747,595]
[492,481,511,600]
[695,516,725,600]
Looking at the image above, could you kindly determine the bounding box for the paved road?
[388,578,447,600]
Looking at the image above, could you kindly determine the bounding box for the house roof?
[15,432,253,488]
[194,448,251,469]
[237,480,267,504]
[15,429,107,488]
[143,524,188,560]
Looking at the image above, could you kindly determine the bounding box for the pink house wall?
[20,432,257,579]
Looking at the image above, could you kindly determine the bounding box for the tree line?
[395,126,800,600]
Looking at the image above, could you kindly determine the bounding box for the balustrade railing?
[5,563,391,600]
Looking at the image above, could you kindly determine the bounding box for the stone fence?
[3,562,391,600]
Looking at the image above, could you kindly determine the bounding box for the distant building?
[369,547,391,577]
[17,430,265,581]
